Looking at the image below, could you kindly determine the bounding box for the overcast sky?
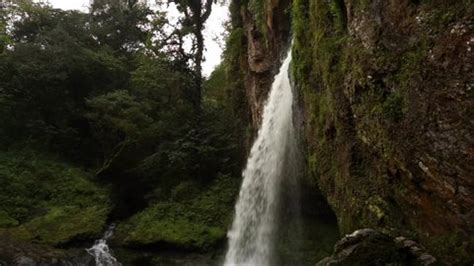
[41,0,228,76]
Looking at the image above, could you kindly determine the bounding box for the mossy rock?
[0,150,111,245]
[9,206,108,245]
[316,229,438,266]
[115,174,239,250]
[119,209,225,250]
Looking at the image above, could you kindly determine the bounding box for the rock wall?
[292,0,473,263]
[235,0,473,263]
[238,0,292,130]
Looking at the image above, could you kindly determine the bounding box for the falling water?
[86,224,121,266]
[224,48,296,266]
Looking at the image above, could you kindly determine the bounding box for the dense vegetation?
[0,0,247,251]
[3,0,470,264]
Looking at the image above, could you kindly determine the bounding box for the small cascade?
[224,47,296,266]
[86,224,121,266]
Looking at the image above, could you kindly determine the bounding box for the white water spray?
[224,48,295,266]
[86,224,121,266]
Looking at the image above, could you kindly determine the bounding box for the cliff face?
[237,0,291,130]
[235,0,473,263]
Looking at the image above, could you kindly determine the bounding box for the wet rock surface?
[240,0,291,131]
[317,229,437,266]
[0,239,92,266]
[291,0,474,263]
[234,0,473,262]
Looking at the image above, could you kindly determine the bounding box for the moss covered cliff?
[235,0,473,263]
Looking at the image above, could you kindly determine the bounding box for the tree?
[0,2,10,53]
[0,1,128,156]
[85,90,153,175]
[90,0,152,54]
[166,0,215,109]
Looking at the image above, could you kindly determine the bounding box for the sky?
[42,0,228,76]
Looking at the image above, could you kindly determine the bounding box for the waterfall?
[86,224,121,266]
[224,47,296,266]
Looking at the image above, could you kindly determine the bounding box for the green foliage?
[204,26,244,110]
[0,13,10,53]
[224,27,245,62]
[90,0,152,53]
[0,150,111,245]
[0,0,246,254]
[0,2,128,158]
[87,90,153,138]
[207,14,248,170]
[0,211,19,228]
[121,215,224,249]
[115,174,239,250]
[85,90,153,166]
[3,206,109,245]
[248,0,266,36]
[204,64,227,105]
[131,56,195,110]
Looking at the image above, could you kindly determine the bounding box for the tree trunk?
[194,22,203,111]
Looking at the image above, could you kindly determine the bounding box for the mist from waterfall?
[224,47,297,266]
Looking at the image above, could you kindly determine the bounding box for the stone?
[14,256,37,266]
[317,229,437,266]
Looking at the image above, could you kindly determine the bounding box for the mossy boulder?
[114,174,239,250]
[0,150,111,246]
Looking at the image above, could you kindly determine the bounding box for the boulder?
[317,229,436,266]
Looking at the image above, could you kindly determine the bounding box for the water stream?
[224,47,296,266]
[86,224,121,266]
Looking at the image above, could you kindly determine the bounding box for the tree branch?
[201,0,214,22]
